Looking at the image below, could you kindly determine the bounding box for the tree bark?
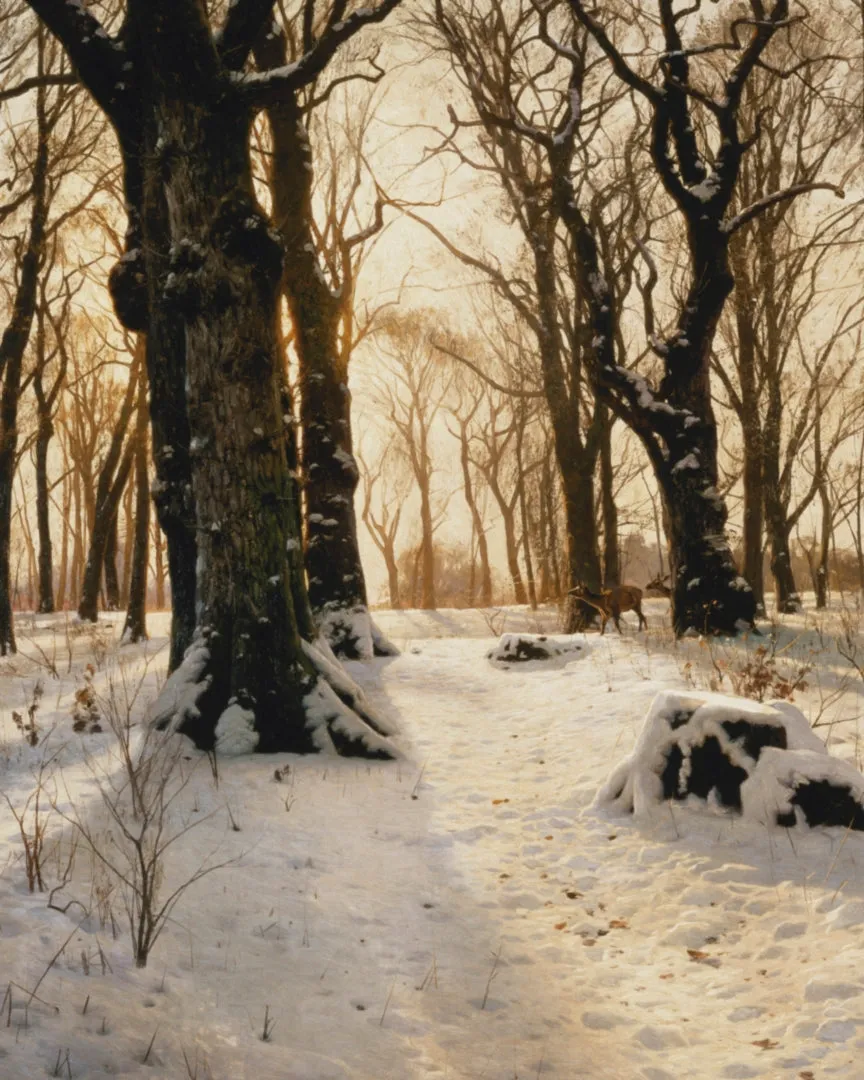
[34,415,54,613]
[255,34,388,660]
[0,78,49,653]
[103,514,121,611]
[598,406,620,588]
[122,363,150,644]
[456,422,492,606]
[78,346,140,622]
[111,4,392,754]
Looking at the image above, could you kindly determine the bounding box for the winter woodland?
[3,2,864,1077]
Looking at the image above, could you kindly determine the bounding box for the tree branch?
[0,73,77,105]
[216,0,277,70]
[724,182,845,235]
[22,0,129,123]
[235,0,403,106]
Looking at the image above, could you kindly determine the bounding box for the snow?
[596,690,829,818]
[214,702,259,755]
[3,604,864,1078]
[671,453,700,473]
[486,632,587,665]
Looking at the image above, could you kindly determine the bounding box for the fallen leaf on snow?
[491,799,510,805]
[609,919,629,929]
[752,1039,779,1050]
[554,922,567,930]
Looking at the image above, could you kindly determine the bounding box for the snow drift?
[598,689,864,830]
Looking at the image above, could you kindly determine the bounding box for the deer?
[568,582,647,635]
[645,573,672,598]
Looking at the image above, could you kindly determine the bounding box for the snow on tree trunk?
[258,48,393,661]
[660,443,757,637]
[135,50,393,756]
[598,690,864,831]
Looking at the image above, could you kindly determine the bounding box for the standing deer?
[645,574,672,598]
[569,583,647,634]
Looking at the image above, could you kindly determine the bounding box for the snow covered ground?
[2,600,864,1078]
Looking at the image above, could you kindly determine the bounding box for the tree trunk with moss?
[256,32,395,660]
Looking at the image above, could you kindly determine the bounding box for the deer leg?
[637,604,647,630]
[613,609,623,633]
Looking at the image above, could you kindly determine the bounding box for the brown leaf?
[752,1039,779,1050]
[554,922,567,930]
[609,919,629,929]
[659,973,674,980]
[492,798,510,805]
[687,949,709,961]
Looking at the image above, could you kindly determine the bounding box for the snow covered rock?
[598,690,864,830]
[487,633,585,665]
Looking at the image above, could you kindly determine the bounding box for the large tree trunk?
[121,12,393,755]
[418,475,437,610]
[34,414,54,613]
[256,37,390,661]
[501,504,527,605]
[732,260,766,615]
[122,364,150,644]
[764,490,800,614]
[457,425,492,606]
[103,514,121,611]
[816,480,830,610]
[385,548,401,610]
[741,426,765,615]
[0,83,49,653]
[78,439,134,622]
[656,241,757,636]
[561,462,603,632]
[598,406,620,588]
[109,134,198,671]
[152,520,166,610]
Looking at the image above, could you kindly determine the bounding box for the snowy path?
[2,609,864,1077]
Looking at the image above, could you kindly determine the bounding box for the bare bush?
[1,740,61,892]
[56,666,232,967]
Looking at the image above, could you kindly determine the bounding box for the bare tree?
[357,439,407,609]
[370,310,452,610]
[26,0,402,754]
[713,21,861,612]
[255,24,396,659]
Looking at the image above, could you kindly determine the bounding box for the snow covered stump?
[487,633,586,665]
[598,690,864,831]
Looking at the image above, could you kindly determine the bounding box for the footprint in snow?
[815,1018,857,1042]
[581,1009,631,1030]
[634,1025,687,1050]
[773,920,808,940]
[728,1006,765,1022]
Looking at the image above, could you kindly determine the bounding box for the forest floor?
[1,599,864,1079]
